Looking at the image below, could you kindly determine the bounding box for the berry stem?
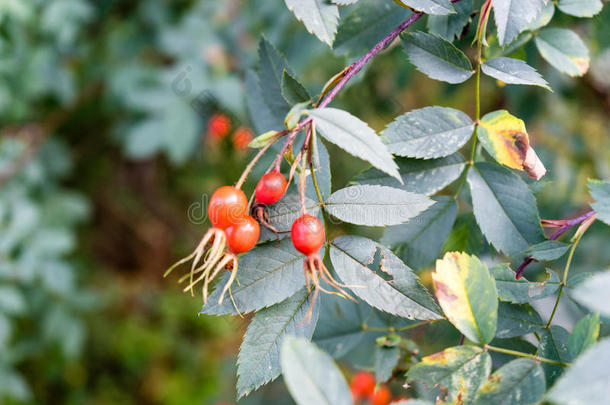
[484,345,570,367]
[514,210,595,279]
[235,132,282,189]
[545,214,596,328]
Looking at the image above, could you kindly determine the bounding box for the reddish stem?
[514,210,595,279]
[275,0,465,161]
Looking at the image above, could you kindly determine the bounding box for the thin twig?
[514,210,595,279]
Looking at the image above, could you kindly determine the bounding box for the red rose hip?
[208,186,248,229]
[291,214,325,255]
[255,171,287,205]
[225,216,260,254]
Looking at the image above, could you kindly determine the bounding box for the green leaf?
[539,326,571,386]
[443,213,485,254]
[308,108,401,181]
[281,336,352,405]
[246,69,284,133]
[474,358,545,405]
[535,28,590,77]
[427,0,473,41]
[493,0,541,46]
[374,346,400,383]
[491,264,560,304]
[568,313,600,359]
[281,70,311,105]
[257,38,293,119]
[401,31,474,84]
[557,0,603,18]
[481,57,550,90]
[325,185,434,226]
[524,241,571,261]
[333,0,410,56]
[259,194,320,243]
[284,0,339,46]
[570,270,610,317]
[313,294,373,357]
[397,0,454,15]
[546,338,610,405]
[382,106,474,159]
[476,110,546,179]
[248,130,278,149]
[589,179,610,226]
[433,252,498,344]
[527,1,555,31]
[467,162,545,257]
[352,154,465,196]
[201,239,312,315]
[496,302,544,338]
[237,288,319,399]
[407,346,492,404]
[330,235,442,320]
[382,196,458,269]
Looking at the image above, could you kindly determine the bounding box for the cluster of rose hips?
[207,113,253,151]
[350,372,393,405]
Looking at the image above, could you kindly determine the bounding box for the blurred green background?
[0,0,608,404]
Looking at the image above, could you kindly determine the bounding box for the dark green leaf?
[281,336,352,405]
[568,313,600,359]
[201,239,312,315]
[325,185,434,226]
[570,270,610,317]
[535,28,590,77]
[493,0,541,46]
[308,108,401,181]
[433,252,498,344]
[557,0,603,18]
[382,106,474,159]
[352,154,465,196]
[237,289,319,398]
[491,264,560,304]
[333,0,410,56]
[284,0,339,46]
[496,302,544,338]
[246,69,284,133]
[382,196,458,269]
[474,358,545,405]
[257,38,292,118]
[546,338,610,405]
[396,0,454,15]
[481,57,550,90]
[402,31,474,84]
[467,162,545,257]
[407,346,491,404]
[443,213,485,254]
[281,70,311,105]
[589,179,610,226]
[524,241,571,261]
[259,194,320,243]
[374,346,400,383]
[313,294,373,357]
[427,0,473,41]
[539,326,571,386]
[330,235,442,320]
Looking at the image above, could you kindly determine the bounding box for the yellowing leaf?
[432,252,498,344]
[477,110,546,180]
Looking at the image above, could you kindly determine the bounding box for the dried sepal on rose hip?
[252,170,288,236]
[164,186,259,306]
[291,214,357,319]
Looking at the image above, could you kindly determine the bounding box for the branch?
[514,210,595,279]
[277,0,464,158]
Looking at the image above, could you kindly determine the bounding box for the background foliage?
[1,0,609,403]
